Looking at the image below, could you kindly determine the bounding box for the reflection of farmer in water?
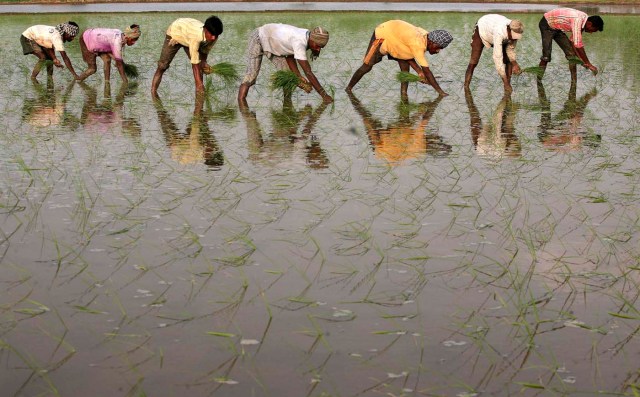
[536,81,600,151]
[153,96,224,168]
[22,79,77,129]
[465,91,521,159]
[347,92,450,165]
[241,97,329,169]
[79,81,141,137]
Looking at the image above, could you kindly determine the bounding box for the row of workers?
[20,8,604,104]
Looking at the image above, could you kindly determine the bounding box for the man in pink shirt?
[78,25,141,84]
[538,8,603,83]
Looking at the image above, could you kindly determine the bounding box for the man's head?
[585,15,604,33]
[426,30,453,54]
[124,24,141,46]
[508,20,524,40]
[57,21,79,42]
[308,27,329,58]
[203,16,223,41]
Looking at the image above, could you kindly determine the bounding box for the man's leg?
[238,29,263,106]
[100,54,111,81]
[553,32,578,83]
[502,44,513,93]
[346,32,382,92]
[77,35,98,81]
[151,35,180,97]
[464,25,484,88]
[538,16,554,79]
[397,59,410,99]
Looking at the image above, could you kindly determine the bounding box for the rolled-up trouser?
[241,28,290,86]
[21,35,50,58]
[156,34,215,70]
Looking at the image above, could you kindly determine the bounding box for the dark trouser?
[21,35,50,58]
[539,16,576,62]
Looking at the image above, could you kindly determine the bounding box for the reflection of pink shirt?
[82,28,124,60]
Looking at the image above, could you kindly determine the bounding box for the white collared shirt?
[477,14,518,78]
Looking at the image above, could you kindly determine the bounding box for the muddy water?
[1,11,639,397]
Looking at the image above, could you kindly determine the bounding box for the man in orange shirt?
[345,20,452,97]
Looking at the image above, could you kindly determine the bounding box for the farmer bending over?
[21,22,80,80]
[77,25,141,84]
[238,24,334,107]
[151,16,223,98]
[538,8,603,82]
[464,14,524,94]
[345,20,452,97]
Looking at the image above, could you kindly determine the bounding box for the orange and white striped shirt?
[544,8,588,48]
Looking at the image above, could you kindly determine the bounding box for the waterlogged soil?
[1,12,639,397]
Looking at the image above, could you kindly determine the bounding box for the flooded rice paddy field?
[1,11,639,397]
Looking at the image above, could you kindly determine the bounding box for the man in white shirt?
[464,14,524,94]
[238,24,334,107]
[21,22,80,80]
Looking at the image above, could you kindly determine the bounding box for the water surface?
[1,12,639,397]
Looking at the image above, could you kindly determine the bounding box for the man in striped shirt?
[538,8,604,83]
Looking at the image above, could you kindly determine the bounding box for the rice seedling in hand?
[522,66,545,78]
[271,70,305,94]
[396,71,423,83]
[205,62,239,84]
[123,63,139,79]
[567,56,584,65]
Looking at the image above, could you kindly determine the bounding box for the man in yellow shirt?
[345,20,452,97]
[151,16,223,98]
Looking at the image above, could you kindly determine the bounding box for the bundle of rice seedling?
[271,70,301,93]
[522,66,545,77]
[567,56,584,65]
[123,63,139,79]
[396,71,422,83]
[208,62,239,83]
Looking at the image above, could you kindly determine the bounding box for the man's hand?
[298,77,312,93]
[321,94,333,103]
[512,63,522,75]
[53,59,63,68]
[585,63,598,76]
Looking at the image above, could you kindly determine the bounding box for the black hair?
[204,16,223,36]
[68,21,79,28]
[130,24,140,29]
[588,15,604,31]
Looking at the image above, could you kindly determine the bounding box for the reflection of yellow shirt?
[375,20,429,67]
[26,105,63,128]
[371,126,426,165]
[166,18,211,64]
[170,122,204,165]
